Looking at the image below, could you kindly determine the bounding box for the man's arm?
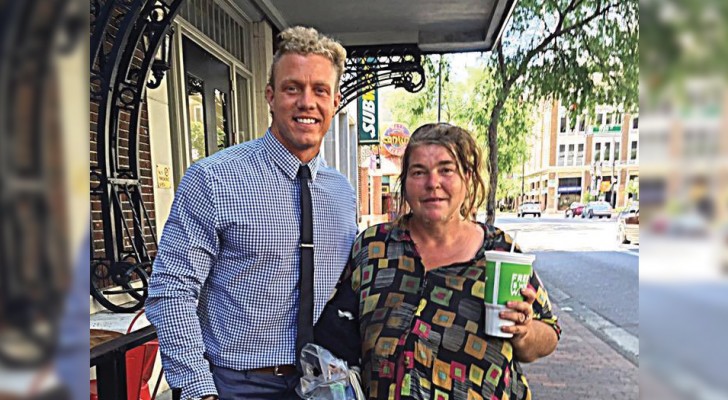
[146,165,220,399]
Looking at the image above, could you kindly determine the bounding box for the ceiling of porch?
[243,0,517,53]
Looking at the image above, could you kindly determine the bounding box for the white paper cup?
[483,251,535,338]
[484,303,514,338]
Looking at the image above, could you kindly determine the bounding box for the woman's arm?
[314,262,362,367]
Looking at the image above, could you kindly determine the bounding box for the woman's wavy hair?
[395,123,488,224]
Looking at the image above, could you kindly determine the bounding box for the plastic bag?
[296,343,365,400]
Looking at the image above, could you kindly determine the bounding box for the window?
[632,117,639,129]
[594,143,601,162]
[614,141,620,161]
[630,141,638,160]
[558,144,566,166]
[179,0,250,65]
[568,144,575,165]
[578,118,585,132]
[596,113,604,125]
[603,142,611,161]
[560,116,567,133]
[577,144,584,165]
[235,73,251,142]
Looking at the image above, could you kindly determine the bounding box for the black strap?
[296,165,314,373]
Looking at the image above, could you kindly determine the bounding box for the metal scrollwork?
[338,44,426,111]
[90,0,182,313]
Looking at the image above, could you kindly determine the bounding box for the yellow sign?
[600,180,611,193]
[156,164,172,189]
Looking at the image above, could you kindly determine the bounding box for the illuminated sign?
[381,123,411,157]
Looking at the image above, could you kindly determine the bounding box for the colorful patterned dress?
[314,220,561,400]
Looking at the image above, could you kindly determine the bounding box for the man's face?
[265,53,341,163]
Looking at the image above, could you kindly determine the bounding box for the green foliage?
[387,57,534,205]
[190,121,206,161]
[640,0,728,104]
[493,0,639,116]
[496,175,521,204]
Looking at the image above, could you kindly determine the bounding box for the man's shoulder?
[195,138,265,171]
[317,165,355,192]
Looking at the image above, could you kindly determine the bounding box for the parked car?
[617,204,639,244]
[564,202,585,218]
[581,201,613,219]
[518,202,542,218]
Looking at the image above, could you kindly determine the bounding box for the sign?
[381,123,411,157]
[557,186,582,194]
[592,124,622,134]
[357,59,379,145]
[600,180,611,193]
[156,164,172,189]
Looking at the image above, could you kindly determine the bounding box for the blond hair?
[268,26,347,91]
[396,123,489,224]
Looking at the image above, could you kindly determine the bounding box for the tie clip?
[300,243,314,248]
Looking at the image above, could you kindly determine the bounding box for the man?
[146,26,357,400]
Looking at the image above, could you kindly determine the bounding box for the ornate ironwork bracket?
[90,0,183,312]
[338,44,426,112]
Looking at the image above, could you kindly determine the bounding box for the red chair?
[91,311,159,400]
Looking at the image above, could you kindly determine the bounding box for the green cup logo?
[510,273,530,297]
[484,251,534,305]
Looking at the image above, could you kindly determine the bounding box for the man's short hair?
[268,26,347,91]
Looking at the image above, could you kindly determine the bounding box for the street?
[488,213,640,399]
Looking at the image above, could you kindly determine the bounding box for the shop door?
[182,37,232,162]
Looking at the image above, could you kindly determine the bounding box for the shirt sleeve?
[145,164,220,398]
[314,258,362,368]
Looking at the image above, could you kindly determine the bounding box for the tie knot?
[297,165,311,180]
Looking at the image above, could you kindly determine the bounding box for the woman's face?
[404,144,468,224]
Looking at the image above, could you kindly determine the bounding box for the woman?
[315,123,560,400]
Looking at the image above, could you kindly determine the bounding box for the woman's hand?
[499,287,536,339]
[500,288,558,362]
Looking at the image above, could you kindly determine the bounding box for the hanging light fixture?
[144,26,174,89]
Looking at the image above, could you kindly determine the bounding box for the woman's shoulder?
[478,222,518,252]
[356,221,400,243]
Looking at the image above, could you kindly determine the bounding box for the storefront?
[557,177,582,209]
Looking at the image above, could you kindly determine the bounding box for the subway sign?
[357,89,378,144]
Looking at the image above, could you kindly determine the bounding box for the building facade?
[519,99,639,213]
[90,0,359,313]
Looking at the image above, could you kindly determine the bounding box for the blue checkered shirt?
[146,131,358,398]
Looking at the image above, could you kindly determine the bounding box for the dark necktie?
[296,165,314,372]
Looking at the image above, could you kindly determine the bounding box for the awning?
[557,186,582,194]
[253,0,518,53]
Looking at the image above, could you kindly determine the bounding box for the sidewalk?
[520,303,639,399]
[156,304,638,400]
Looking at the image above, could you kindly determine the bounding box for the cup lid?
[483,250,535,264]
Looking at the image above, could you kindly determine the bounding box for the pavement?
[155,304,638,400]
[521,302,638,399]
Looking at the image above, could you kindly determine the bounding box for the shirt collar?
[263,129,323,181]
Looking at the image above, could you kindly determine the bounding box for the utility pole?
[437,54,442,123]
[521,156,525,208]
[611,135,616,207]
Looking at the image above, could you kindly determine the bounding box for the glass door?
[182,36,232,162]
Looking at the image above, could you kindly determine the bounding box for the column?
[372,175,383,215]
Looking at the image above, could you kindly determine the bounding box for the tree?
[386,57,534,212]
[481,0,638,223]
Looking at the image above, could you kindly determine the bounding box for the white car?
[518,202,542,218]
